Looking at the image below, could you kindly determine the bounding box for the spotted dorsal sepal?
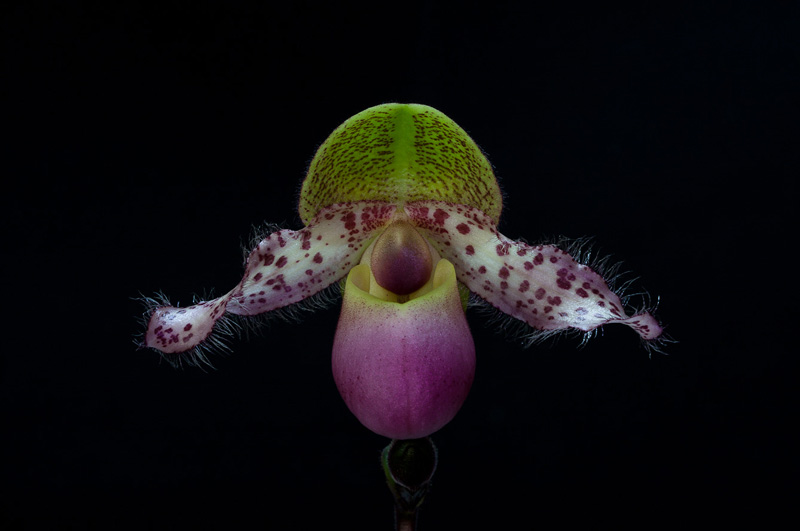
[298,103,502,225]
[143,201,398,354]
[405,201,663,341]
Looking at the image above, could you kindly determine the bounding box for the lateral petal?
[144,202,397,354]
[406,201,663,341]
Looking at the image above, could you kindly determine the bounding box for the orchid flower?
[140,103,663,440]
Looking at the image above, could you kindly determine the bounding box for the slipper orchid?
[140,103,663,439]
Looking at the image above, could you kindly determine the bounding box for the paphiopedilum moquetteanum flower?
[141,103,663,440]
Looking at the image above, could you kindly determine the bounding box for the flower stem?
[382,438,438,531]
[395,509,417,531]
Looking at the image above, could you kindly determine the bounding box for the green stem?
[382,438,438,531]
[395,508,417,531]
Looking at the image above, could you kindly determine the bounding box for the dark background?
[2,1,795,528]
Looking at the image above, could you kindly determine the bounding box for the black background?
[2,1,795,529]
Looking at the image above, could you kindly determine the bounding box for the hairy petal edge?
[406,201,663,341]
[144,202,397,354]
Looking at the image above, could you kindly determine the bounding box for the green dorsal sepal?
[298,103,502,225]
